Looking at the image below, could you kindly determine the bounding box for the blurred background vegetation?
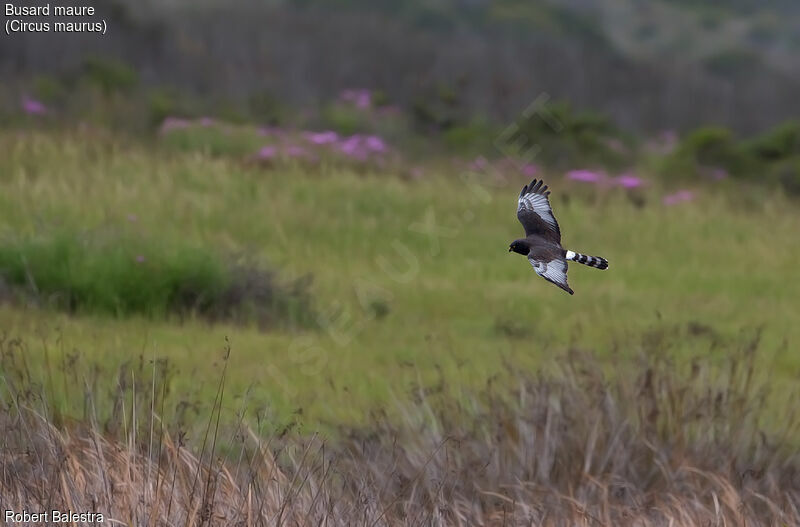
[3,0,800,187]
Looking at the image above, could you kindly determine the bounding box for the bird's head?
[508,240,528,255]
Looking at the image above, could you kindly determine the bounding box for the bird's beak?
[508,247,512,252]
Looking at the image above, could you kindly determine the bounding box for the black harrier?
[508,179,608,295]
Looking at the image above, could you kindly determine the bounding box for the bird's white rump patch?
[565,250,576,260]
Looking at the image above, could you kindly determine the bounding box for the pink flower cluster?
[521,164,539,177]
[339,89,372,109]
[615,173,644,189]
[21,95,47,115]
[566,169,605,183]
[646,130,679,155]
[662,190,695,206]
[565,169,699,206]
[565,169,644,188]
[304,131,339,145]
[337,133,387,160]
[157,116,391,165]
[255,131,390,163]
[159,117,192,133]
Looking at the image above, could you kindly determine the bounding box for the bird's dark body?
[509,236,564,261]
[509,179,609,295]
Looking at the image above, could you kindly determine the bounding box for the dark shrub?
[442,119,494,154]
[32,75,68,103]
[0,234,315,329]
[508,100,632,170]
[248,92,287,126]
[704,49,761,80]
[747,120,800,162]
[663,126,757,178]
[82,57,139,95]
[322,103,366,135]
[148,89,179,127]
[772,157,800,196]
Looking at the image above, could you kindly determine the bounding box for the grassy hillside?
[1,128,798,428]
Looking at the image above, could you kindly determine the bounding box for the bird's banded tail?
[565,250,608,270]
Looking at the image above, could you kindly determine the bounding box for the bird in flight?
[509,179,608,295]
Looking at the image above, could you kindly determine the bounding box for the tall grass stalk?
[1,337,798,525]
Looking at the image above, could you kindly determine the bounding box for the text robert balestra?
[5,510,105,523]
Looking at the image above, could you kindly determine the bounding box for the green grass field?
[1,129,798,428]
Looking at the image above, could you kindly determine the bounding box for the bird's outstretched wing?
[529,256,573,295]
[517,179,561,243]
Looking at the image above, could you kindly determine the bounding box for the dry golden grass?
[1,334,799,526]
